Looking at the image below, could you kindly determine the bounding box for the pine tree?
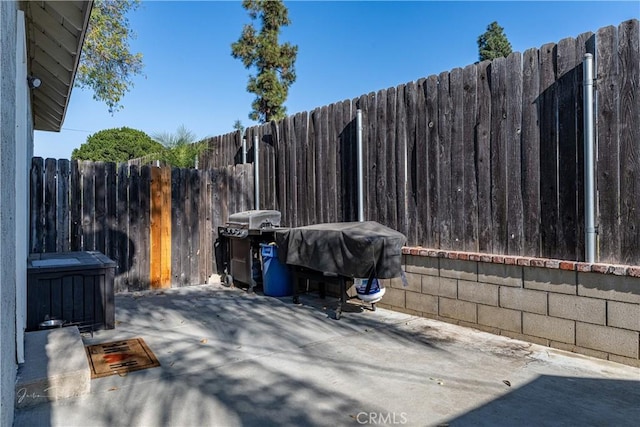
[231,0,298,123]
[477,21,513,61]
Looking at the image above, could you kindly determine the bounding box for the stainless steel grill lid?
[226,210,281,229]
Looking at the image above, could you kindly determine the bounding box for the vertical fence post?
[356,108,364,222]
[242,136,247,164]
[254,134,259,210]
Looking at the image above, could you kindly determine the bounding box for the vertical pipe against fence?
[242,137,247,164]
[356,109,364,222]
[583,53,596,263]
[254,134,259,210]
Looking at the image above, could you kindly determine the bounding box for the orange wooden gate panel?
[150,166,172,288]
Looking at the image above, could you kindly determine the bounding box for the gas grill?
[218,210,282,292]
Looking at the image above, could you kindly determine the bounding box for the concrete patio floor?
[14,283,640,427]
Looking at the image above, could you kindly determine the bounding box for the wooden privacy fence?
[30,158,253,292]
[199,20,639,265]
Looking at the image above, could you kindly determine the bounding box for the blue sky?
[34,0,639,160]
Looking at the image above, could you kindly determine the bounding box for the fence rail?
[30,158,253,291]
[199,20,639,265]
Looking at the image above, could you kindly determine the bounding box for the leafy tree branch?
[76,0,144,114]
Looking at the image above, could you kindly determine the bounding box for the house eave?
[21,0,93,132]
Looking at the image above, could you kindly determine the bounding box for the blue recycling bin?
[260,244,292,297]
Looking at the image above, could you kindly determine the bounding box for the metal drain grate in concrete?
[85,338,160,379]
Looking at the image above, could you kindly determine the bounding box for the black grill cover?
[274,221,406,279]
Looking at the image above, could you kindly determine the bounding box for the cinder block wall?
[377,248,640,368]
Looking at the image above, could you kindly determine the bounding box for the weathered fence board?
[139,165,151,289]
[427,79,439,248]
[618,19,640,265]
[490,57,508,256]
[212,167,225,249]
[189,169,200,285]
[285,115,297,226]
[402,83,416,244]
[375,88,388,227]
[267,122,277,211]
[198,167,209,284]
[105,162,116,262]
[365,92,377,226]
[539,43,559,259]
[274,118,285,222]
[127,165,141,290]
[320,105,330,223]
[437,71,452,249]
[450,68,464,251]
[395,84,407,238]
[341,99,355,223]
[556,38,579,260]
[251,129,262,210]
[293,112,306,226]
[308,111,318,225]
[81,161,95,251]
[325,103,336,223]
[313,106,326,223]
[462,64,479,253]
[180,167,192,286]
[506,53,524,256]
[170,167,183,286]
[150,167,162,288]
[386,85,397,231]
[30,157,44,253]
[476,61,492,253]
[115,163,128,292]
[328,102,340,223]
[70,160,82,251]
[425,75,440,249]
[521,48,541,257]
[596,25,621,264]
[44,158,57,252]
[57,159,70,252]
[94,162,106,254]
[415,78,428,246]
[257,124,270,211]
[405,81,419,245]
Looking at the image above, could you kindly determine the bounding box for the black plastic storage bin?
[26,251,116,332]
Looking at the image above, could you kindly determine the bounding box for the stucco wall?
[378,248,640,368]
[0,1,18,425]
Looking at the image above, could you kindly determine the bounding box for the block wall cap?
[402,247,640,278]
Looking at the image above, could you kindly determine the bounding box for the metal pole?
[254,134,260,210]
[583,53,596,263]
[356,109,364,222]
[242,137,247,164]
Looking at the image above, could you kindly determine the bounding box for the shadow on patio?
[14,284,640,427]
